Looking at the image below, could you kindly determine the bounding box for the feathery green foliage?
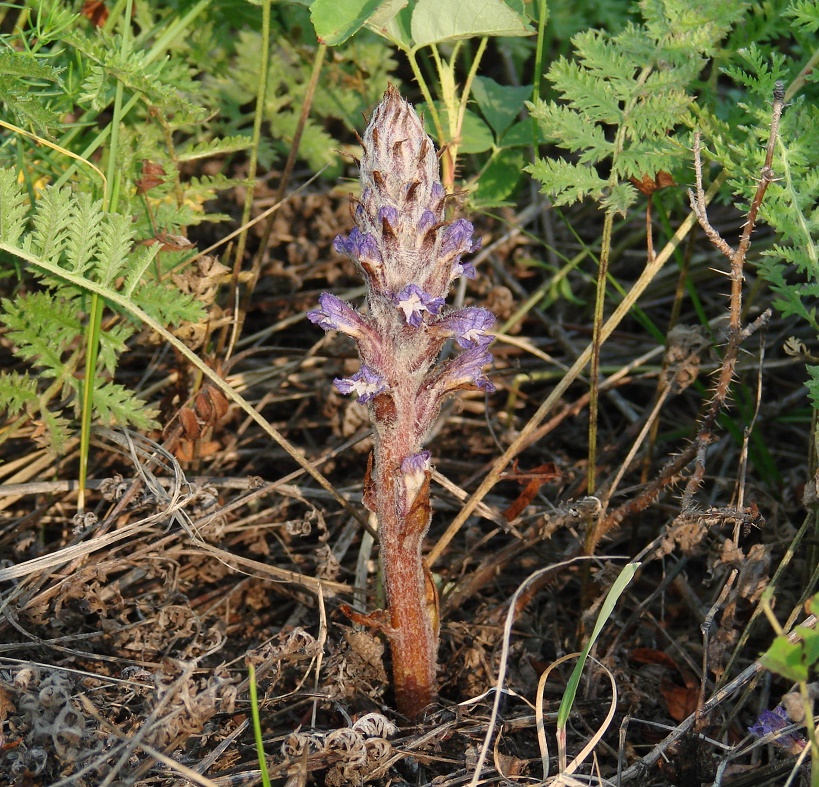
[0,169,204,449]
[688,5,819,412]
[0,0,254,456]
[527,0,748,215]
[210,30,399,177]
[0,49,64,131]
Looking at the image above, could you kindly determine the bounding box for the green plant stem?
[452,36,488,179]
[233,43,328,359]
[78,0,133,510]
[230,0,271,276]
[222,0,271,361]
[247,663,272,787]
[531,0,549,101]
[426,39,487,191]
[586,210,614,497]
[406,49,444,143]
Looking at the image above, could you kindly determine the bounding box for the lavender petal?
[395,284,446,327]
[334,365,388,403]
[433,307,495,348]
[307,293,371,340]
[440,346,495,393]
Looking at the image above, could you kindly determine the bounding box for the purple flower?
[307,293,373,341]
[334,228,382,267]
[401,450,431,475]
[378,205,399,229]
[395,284,445,327]
[452,260,476,280]
[749,705,789,738]
[401,450,432,509]
[441,219,479,258]
[438,219,481,284]
[334,365,388,403]
[433,307,495,348]
[440,346,495,393]
[749,705,806,754]
[418,210,437,232]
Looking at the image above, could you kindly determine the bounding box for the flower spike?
[309,86,495,719]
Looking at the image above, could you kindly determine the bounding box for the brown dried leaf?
[629,170,676,196]
[136,159,167,194]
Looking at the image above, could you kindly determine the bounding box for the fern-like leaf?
[527,101,613,162]
[806,366,819,410]
[93,212,135,287]
[65,192,105,276]
[1,293,81,376]
[93,381,158,430]
[178,135,252,161]
[0,168,28,246]
[98,323,135,377]
[785,0,819,33]
[527,158,608,207]
[78,64,110,111]
[30,184,73,264]
[36,408,73,455]
[133,279,206,326]
[0,372,40,416]
[0,49,63,131]
[529,0,747,213]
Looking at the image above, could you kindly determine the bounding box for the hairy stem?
[373,392,438,718]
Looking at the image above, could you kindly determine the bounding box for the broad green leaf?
[311,0,386,46]
[500,118,544,147]
[798,625,819,669]
[421,104,494,153]
[472,149,524,207]
[410,0,533,49]
[457,110,495,154]
[472,76,531,137]
[376,4,414,47]
[760,635,809,683]
[367,0,410,34]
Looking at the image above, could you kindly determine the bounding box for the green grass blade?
[248,663,272,787]
[556,561,640,731]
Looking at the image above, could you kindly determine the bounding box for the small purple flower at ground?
[748,705,806,755]
[333,365,388,403]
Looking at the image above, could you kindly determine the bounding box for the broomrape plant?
[308,86,494,719]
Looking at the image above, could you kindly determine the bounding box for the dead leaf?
[629,170,676,196]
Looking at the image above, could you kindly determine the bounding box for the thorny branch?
[587,82,784,552]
